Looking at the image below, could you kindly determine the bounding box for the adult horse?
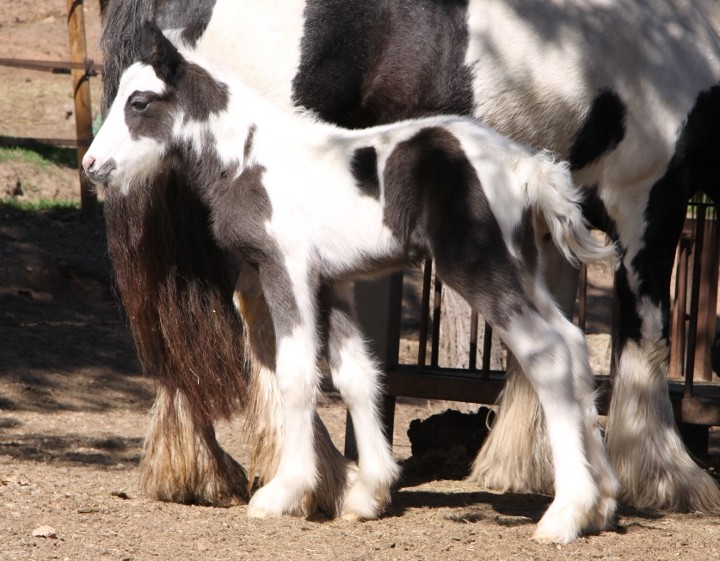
[100,0,720,514]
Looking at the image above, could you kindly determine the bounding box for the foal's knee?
[329,334,381,406]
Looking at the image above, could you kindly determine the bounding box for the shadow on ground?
[0,203,152,413]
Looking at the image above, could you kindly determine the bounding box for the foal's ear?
[140,21,185,86]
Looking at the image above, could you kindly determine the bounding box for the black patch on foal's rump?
[569,88,626,171]
[350,147,380,199]
[383,127,528,328]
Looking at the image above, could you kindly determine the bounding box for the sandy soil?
[2,3,720,561]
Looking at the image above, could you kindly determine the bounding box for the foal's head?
[83,22,229,192]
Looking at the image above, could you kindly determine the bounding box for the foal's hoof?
[247,481,297,518]
[533,501,586,545]
[586,494,618,533]
[341,480,391,521]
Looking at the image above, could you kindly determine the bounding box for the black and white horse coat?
[99,0,720,516]
[87,24,618,543]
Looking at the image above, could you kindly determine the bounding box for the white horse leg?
[235,268,355,518]
[607,201,720,513]
[324,283,400,520]
[607,298,720,513]
[530,277,618,531]
[469,242,576,493]
[496,311,600,544]
[247,262,321,517]
[435,249,599,543]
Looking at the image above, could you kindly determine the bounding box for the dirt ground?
[2,3,720,561]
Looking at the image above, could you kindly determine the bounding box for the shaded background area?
[0,204,150,414]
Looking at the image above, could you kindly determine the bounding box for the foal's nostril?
[82,154,96,172]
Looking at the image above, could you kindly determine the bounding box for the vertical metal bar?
[469,311,479,371]
[417,259,433,370]
[481,322,493,380]
[695,205,718,381]
[430,277,442,367]
[685,205,707,398]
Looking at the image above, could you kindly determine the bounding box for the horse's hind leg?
[607,220,720,513]
[493,309,603,543]
[434,260,600,543]
[528,273,618,531]
[468,243,576,495]
[323,283,400,519]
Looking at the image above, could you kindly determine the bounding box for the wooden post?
[67,0,97,219]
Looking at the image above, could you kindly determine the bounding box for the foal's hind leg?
[323,283,400,519]
[435,261,600,543]
[529,274,618,532]
[494,310,601,543]
[468,244,574,495]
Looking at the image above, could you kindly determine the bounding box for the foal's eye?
[129,96,150,112]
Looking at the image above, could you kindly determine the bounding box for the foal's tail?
[522,151,616,267]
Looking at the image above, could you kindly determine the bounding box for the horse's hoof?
[247,480,298,518]
[341,480,391,521]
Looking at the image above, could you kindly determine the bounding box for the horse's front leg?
[322,283,400,519]
[606,199,720,513]
[247,259,322,517]
[236,266,356,518]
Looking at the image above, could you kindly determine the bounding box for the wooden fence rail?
[0,1,101,218]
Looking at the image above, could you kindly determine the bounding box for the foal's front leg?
[247,259,321,517]
[323,283,400,519]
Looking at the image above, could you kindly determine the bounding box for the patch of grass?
[0,198,80,211]
[0,142,77,169]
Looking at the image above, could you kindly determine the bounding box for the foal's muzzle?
[82,155,117,185]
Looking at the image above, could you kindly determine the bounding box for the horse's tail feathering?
[523,151,616,267]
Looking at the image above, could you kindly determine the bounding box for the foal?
[85,25,617,544]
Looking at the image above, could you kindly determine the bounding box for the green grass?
[0,143,77,169]
[0,198,80,211]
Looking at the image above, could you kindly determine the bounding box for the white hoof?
[533,500,588,544]
[587,494,617,533]
[247,480,300,519]
[341,457,399,520]
[341,479,391,521]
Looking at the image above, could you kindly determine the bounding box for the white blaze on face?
[86,63,171,193]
